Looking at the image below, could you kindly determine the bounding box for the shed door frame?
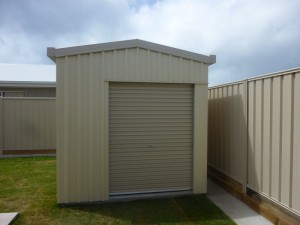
[104,81,207,199]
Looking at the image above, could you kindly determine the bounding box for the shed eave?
[47,47,56,62]
[47,39,216,65]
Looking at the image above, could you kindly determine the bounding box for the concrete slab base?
[207,180,272,225]
[0,213,18,225]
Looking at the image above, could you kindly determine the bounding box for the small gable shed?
[48,39,216,204]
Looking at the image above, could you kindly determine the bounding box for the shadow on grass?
[64,195,235,225]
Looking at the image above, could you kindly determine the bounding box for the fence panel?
[0,98,3,154]
[208,82,247,184]
[208,69,300,216]
[1,98,56,152]
[292,73,300,212]
[247,71,300,214]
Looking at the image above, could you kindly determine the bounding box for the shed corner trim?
[47,47,56,63]
[209,55,216,65]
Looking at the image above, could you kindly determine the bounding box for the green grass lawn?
[0,157,235,225]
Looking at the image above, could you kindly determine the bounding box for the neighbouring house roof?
[0,80,55,88]
[48,39,216,65]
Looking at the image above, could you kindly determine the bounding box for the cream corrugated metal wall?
[0,98,56,152]
[56,47,208,203]
[247,72,300,214]
[208,69,300,215]
[208,82,247,184]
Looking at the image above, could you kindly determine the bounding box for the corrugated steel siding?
[0,98,55,151]
[208,82,247,183]
[208,70,300,215]
[109,82,193,195]
[247,72,300,213]
[56,47,208,203]
[100,48,207,83]
[56,55,106,203]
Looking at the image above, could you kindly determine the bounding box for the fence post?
[242,79,248,193]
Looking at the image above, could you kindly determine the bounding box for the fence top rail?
[1,97,56,100]
[247,67,300,81]
[209,80,244,90]
[209,67,300,90]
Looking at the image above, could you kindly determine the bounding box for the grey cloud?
[0,0,300,85]
[0,0,132,63]
[1,0,129,36]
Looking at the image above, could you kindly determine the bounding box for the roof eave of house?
[0,81,56,88]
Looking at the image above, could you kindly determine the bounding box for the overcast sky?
[1,0,300,85]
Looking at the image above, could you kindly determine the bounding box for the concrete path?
[207,180,273,225]
[0,213,18,225]
[0,182,272,225]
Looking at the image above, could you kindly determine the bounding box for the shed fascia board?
[47,39,216,65]
[0,81,56,88]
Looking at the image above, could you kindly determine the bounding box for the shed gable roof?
[47,39,216,65]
